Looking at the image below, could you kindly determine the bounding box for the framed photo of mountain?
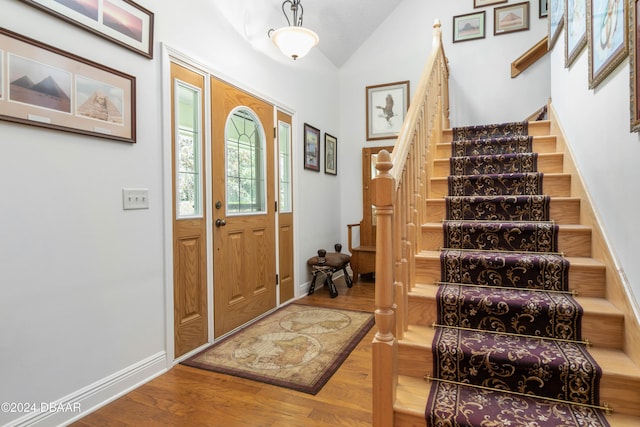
[19,0,154,59]
[0,28,136,143]
[494,2,530,35]
[453,11,486,43]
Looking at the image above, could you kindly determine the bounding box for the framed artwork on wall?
[304,123,320,171]
[474,0,507,7]
[19,0,154,58]
[453,11,486,43]
[565,0,587,67]
[540,0,550,18]
[324,133,337,175]
[549,0,565,48]
[366,80,410,141]
[494,2,530,35]
[629,0,640,132]
[0,28,136,143]
[587,0,628,89]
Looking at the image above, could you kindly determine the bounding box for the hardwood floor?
[72,276,376,426]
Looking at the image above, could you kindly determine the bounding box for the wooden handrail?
[511,36,549,78]
[371,19,449,426]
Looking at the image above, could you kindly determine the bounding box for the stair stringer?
[548,103,640,364]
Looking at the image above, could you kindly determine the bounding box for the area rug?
[181,303,374,395]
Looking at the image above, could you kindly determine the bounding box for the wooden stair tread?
[394,374,640,427]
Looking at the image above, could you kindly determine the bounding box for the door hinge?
[275,200,278,212]
[276,274,279,285]
[274,127,277,138]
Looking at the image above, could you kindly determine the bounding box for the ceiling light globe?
[271,26,319,60]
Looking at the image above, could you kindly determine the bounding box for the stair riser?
[436,136,557,157]
[415,255,606,298]
[420,225,591,257]
[408,293,623,348]
[430,174,571,198]
[398,343,432,378]
[425,198,581,224]
[434,153,564,176]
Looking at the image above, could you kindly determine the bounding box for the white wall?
[0,1,340,425]
[338,0,550,244]
[550,30,640,308]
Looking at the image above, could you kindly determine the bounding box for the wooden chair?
[347,222,376,280]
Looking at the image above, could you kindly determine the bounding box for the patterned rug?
[426,121,610,426]
[182,304,374,395]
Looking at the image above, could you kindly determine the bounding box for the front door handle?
[215,218,227,227]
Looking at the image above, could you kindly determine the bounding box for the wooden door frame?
[162,46,298,365]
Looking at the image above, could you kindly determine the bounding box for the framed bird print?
[366,80,410,141]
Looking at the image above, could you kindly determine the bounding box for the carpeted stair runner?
[426,122,610,426]
[445,195,551,221]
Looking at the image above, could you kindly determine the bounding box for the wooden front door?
[171,62,208,357]
[211,77,276,337]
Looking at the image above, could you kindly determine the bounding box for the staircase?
[390,120,640,426]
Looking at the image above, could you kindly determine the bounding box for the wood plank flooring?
[72,276,376,426]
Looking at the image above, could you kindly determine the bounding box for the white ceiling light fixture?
[268,0,319,60]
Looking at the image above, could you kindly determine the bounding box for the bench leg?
[308,271,320,295]
[325,274,338,298]
[343,266,353,288]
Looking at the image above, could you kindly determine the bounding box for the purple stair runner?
[426,122,609,426]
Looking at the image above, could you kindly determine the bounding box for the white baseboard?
[6,352,167,427]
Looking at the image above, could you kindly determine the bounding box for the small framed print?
[453,11,486,43]
[303,123,320,171]
[494,2,530,35]
[324,133,337,175]
[540,0,550,17]
[366,80,410,141]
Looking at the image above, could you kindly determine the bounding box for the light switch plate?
[122,188,149,210]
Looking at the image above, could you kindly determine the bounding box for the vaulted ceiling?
[211,0,404,67]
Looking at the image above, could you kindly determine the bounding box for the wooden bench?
[307,246,352,298]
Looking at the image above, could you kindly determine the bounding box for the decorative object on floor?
[0,28,136,143]
[268,0,319,60]
[425,121,611,426]
[366,81,410,141]
[182,304,373,394]
[303,123,320,171]
[19,0,154,58]
[307,244,352,298]
[587,0,628,89]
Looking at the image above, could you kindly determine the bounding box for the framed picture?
[549,0,565,48]
[19,0,154,59]
[474,0,507,7]
[324,133,337,175]
[304,123,320,171]
[0,28,136,143]
[366,80,410,141]
[540,0,549,17]
[453,11,486,43]
[630,0,640,131]
[565,0,587,67]
[494,2,530,35]
[587,0,628,89]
